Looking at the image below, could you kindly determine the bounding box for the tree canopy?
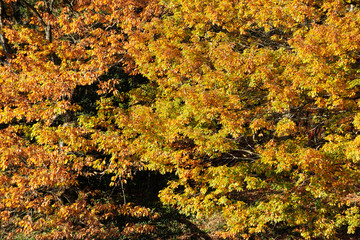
[1,0,360,239]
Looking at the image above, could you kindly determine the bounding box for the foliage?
[1,0,360,239]
[0,0,157,239]
[121,0,360,238]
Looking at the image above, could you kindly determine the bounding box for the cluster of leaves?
[1,0,360,239]
[122,0,360,238]
[0,0,158,239]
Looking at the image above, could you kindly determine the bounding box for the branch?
[0,0,13,56]
[19,0,53,42]
[20,0,47,28]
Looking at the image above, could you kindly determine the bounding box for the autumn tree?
[0,0,159,239]
[115,0,360,238]
[2,0,360,239]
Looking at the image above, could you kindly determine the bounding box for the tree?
[117,0,360,238]
[0,0,158,239]
[1,0,360,239]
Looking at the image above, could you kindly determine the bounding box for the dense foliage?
[1,0,360,239]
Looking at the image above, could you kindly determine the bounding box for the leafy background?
[1,0,360,239]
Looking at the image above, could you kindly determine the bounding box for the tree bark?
[0,0,13,56]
